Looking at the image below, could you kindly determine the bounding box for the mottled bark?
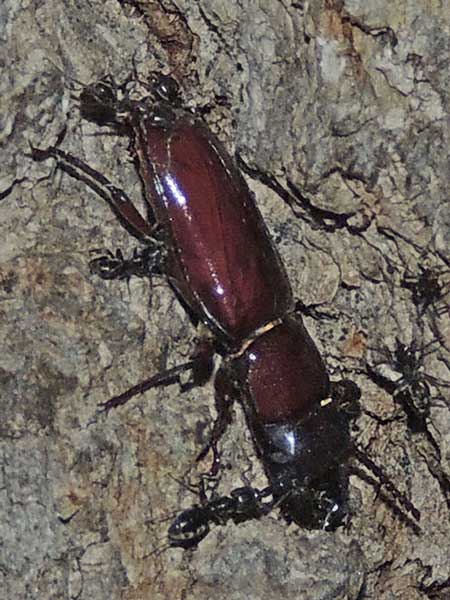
[1,1,449,598]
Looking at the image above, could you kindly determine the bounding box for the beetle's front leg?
[195,362,238,477]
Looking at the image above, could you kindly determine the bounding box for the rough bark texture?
[1,1,449,599]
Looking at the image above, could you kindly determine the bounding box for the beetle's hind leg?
[31,143,155,240]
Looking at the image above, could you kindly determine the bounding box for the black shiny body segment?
[252,402,352,529]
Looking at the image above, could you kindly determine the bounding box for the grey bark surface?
[1,1,449,599]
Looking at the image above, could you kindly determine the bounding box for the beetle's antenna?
[353,446,421,523]
[350,462,421,535]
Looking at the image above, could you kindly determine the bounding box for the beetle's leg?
[99,338,216,412]
[196,364,238,476]
[179,337,215,393]
[31,144,154,240]
[330,379,421,526]
[100,358,208,413]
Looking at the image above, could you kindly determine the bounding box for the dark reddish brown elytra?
[31,72,420,548]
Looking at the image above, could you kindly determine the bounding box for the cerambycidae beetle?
[31,73,419,548]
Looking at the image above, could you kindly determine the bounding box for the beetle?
[31,72,418,547]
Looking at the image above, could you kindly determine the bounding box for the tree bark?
[1,1,449,598]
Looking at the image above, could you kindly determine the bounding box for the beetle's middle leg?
[100,355,213,415]
[99,336,216,412]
